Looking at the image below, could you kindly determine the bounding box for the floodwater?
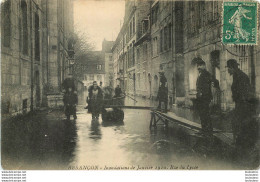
[1,103,257,170]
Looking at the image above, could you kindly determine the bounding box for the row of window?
[2,0,40,60]
[84,74,103,81]
[159,24,172,53]
[129,16,136,39]
[188,1,220,37]
[120,24,172,68]
[136,43,148,63]
[127,43,135,68]
[151,3,159,25]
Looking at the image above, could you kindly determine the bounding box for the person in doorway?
[62,73,76,93]
[226,59,257,149]
[88,81,103,119]
[63,87,78,120]
[195,58,214,136]
[159,72,167,86]
[157,72,168,113]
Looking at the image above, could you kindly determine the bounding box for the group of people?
[86,81,123,119]
[62,76,124,120]
[156,58,257,150]
[63,58,257,150]
[195,58,257,150]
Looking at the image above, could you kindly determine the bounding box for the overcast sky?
[74,0,125,51]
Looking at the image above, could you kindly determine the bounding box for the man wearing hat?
[226,59,255,148]
[195,58,213,136]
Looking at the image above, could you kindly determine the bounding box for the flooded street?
[2,102,244,170]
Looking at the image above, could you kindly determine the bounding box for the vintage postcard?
[1,0,260,174]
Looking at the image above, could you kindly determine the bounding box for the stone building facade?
[82,51,105,89]
[112,0,260,113]
[182,1,260,111]
[46,0,74,108]
[112,0,151,94]
[111,24,125,91]
[1,0,74,115]
[102,39,114,87]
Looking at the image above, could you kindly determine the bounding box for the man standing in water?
[226,59,257,149]
[88,81,103,119]
[157,72,168,113]
[195,58,213,136]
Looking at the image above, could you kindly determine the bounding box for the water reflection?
[89,119,102,140]
[101,120,124,127]
[1,112,78,169]
[62,120,78,162]
[150,127,171,154]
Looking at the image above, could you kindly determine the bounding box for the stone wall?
[1,0,46,115]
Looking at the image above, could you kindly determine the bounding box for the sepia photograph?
[1,0,260,173]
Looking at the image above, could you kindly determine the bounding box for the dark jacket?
[196,69,213,102]
[157,85,168,100]
[88,86,103,100]
[160,74,167,86]
[63,92,78,105]
[231,69,250,103]
[115,87,122,97]
[88,86,103,113]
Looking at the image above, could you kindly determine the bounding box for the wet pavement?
[1,98,258,170]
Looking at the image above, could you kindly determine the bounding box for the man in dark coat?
[157,72,168,113]
[159,72,167,87]
[195,58,213,135]
[157,83,168,113]
[63,87,78,120]
[62,74,76,93]
[227,59,257,149]
[114,85,122,98]
[88,81,103,119]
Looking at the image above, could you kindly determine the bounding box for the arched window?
[2,0,11,47]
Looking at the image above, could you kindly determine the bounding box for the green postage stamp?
[222,1,258,45]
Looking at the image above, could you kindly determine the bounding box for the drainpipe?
[18,1,22,85]
[30,0,34,111]
[46,0,49,85]
[57,1,61,92]
[171,0,176,104]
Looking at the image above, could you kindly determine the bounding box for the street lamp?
[68,37,75,75]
